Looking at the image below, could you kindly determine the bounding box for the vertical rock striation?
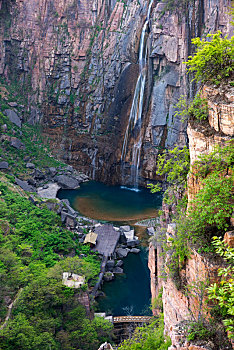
[148,80,234,348]
[0,0,232,184]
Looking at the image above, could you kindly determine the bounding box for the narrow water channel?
[57,181,162,316]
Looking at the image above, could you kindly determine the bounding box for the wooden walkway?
[113,316,152,324]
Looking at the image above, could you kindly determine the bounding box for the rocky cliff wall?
[148,82,234,349]
[0,0,232,184]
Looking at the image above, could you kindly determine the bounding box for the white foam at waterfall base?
[120,186,141,193]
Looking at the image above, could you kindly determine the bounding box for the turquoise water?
[57,181,162,316]
[96,247,152,316]
[57,181,162,222]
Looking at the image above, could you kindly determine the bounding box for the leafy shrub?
[186,321,215,341]
[157,142,233,275]
[186,32,234,85]
[207,237,234,338]
[148,146,190,205]
[118,315,171,350]
[175,93,209,122]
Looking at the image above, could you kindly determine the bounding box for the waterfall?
[121,0,153,188]
[92,148,98,179]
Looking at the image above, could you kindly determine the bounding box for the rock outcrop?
[0,0,232,185]
[148,78,234,348]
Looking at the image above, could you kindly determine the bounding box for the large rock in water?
[56,175,80,189]
[4,109,22,128]
[116,247,129,258]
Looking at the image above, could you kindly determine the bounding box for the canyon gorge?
[0,0,231,185]
[0,0,233,349]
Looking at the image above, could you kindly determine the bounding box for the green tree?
[186,31,234,85]
[207,237,234,338]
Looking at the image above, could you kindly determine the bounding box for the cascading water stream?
[121,0,153,189]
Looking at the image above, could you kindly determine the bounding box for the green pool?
[57,181,162,316]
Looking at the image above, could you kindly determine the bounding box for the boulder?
[120,225,131,232]
[147,227,155,236]
[15,178,35,192]
[113,266,123,274]
[103,272,114,282]
[130,248,140,254]
[115,260,123,267]
[61,199,76,215]
[116,247,129,258]
[4,109,22,128]
[60,211,68,223]
[10,137,25,150]
[0,161,9,169]
[124,229,135,241]
[66,165,73,172]
[26,162,35,169]
[106,260,115,270]
[8,102,18,107]
[27,178,37,187]
[127,239,140,248]
[48,167,57,177]
[34,169,45,180]
[56,175,80,189]
[44,200,60,213]
[37,183,61,199]
[65,214,77,228]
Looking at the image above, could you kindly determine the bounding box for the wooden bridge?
[113,316,152,324]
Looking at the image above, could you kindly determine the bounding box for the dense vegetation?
[152,141,233,344]
[0,176,113,349]
[118,315,171,350]
[186,31,234,86]
[0,110,63,177]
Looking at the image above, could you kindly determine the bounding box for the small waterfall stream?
[121,0,153,189]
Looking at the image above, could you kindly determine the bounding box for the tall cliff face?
[148,81,234,349]
[0,0,231,185]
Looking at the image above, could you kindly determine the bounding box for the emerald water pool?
[57,181,162,316]
[57,181,162,223]
[96,247,152,316]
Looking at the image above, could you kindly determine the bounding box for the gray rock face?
[65,214,77,228]
[37,183,61,199]
[15,178,35,192]
[106,260,115,270]
[126,239,140,248]
[60,199,76,215]
[0,161,9,169]
[116,247,129,258]
[115,260,123,267]
[103,272,114,281]
[147,227,155,236]
[130,248,140,253]
[4,109,22,128]
[10,137,25,150]
[120,225,131,232]
[48,167,57,177]
[26,163,35,169]
[8,102,18,107]
[56,175,80,189]
[113,266,124,274]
